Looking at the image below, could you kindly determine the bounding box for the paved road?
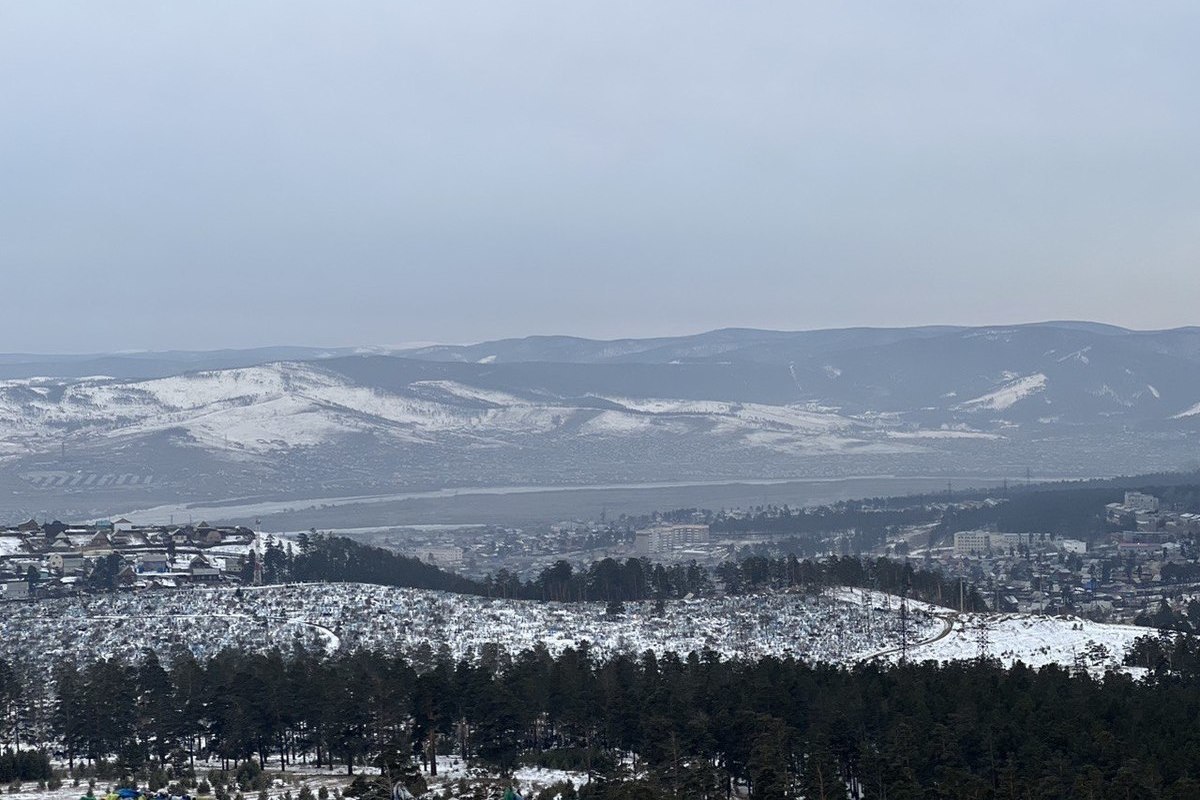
[858,611,957,664]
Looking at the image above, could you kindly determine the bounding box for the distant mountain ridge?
[395,322,1200,366]
[0,346,370,381]
[0,322,1197,519]
[384,322,1200,422]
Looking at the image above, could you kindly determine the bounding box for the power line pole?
[976,620,990,660]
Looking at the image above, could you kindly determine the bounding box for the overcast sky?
[1,2,1197,352]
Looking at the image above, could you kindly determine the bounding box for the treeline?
[940,479,1200,537]
[246,534,481,593]
[1131,599,1200,635]
[247,534,709,601]
[486,558,710,602]
[703,475,1200,544]
[1127,630,1200,678]
[12,646,1200,798]
[248,534,978,609]
[715,555,990,611]
[938,488,1120,538]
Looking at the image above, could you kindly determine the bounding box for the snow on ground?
[1,761,578,800]
[957,374,1048,412]
[0,361,1039,467]
[409,380,531,408]
[833,589,1157,673]
[884,429,1003,440]
[0,584,937,678]
[1056,347,1092,365]
[0,533,27,556]
[429,756,589,795]
[828,586,953,617]
[602,397,856,435]
[896,613,1154,673]
[1173,400,1200,419]
[577,409,688,435]
[602,397,732,415]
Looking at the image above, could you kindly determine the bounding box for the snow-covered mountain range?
[1,322,1198,519]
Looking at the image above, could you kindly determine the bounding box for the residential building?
[635,524,710,555]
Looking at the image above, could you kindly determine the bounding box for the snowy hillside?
[0,365,527,457]
[3,323,1200,518]
[901,612,1155,673]
[0,364,939,461]
[0,582,1160,681]
[0,583,941,677]
[833,589,1156,673]
[957,373,1048,412]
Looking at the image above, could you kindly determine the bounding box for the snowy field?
[901,612,1155,672]
[0,583,939,677]
[832,588,1157,672]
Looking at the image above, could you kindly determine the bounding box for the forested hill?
[705,473,1200,543]
[25,643,1200,799]
[254,533,986,609]
[279,533,481,593]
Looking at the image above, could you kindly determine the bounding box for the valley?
[1,323,1198,522]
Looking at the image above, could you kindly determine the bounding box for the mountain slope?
[1,322,1198,518]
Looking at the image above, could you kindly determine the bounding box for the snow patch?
[957,374,1048,412]
[901,613,1154,674]
[1057,346,1091,365]
[1090,384,1133,407]
[1173,401,1200,419]
[885,429,1003,441]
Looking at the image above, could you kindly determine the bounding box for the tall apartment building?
[953,530,1038,556]
[634,524,710,555]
